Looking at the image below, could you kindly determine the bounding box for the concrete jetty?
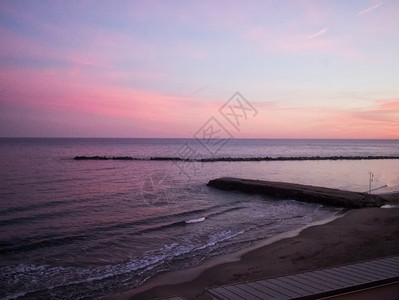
[207,177,386,208]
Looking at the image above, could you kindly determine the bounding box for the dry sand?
[111,194,399,300]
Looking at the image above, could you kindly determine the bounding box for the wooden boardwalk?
[207,256,399,299]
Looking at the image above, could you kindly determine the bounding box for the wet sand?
[111,194,399,300]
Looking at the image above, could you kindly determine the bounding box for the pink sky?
[0,1,398,138]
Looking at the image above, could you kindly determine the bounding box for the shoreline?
[108,196,398,300]
[106,211,348,300]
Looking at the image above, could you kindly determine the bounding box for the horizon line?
[1,137,398,140]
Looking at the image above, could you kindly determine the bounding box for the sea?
[1,138,399,299]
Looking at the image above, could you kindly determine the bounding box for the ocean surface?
[1,138,399,299]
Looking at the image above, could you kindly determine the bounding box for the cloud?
[352,99,399,124]
[0,65,229,137]
[305,28,328,40]
[357,3,382,16]
[244,26,358,59]
[245,98,399,139]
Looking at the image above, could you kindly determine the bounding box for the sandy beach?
[116,193,399,300]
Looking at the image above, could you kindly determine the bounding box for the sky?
[0,0,398,138]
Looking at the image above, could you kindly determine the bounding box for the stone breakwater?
[74,155,399,162]
[207,177,386,208]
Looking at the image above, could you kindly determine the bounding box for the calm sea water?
[1,138,399,299]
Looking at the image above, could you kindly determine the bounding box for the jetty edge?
[207,177,385,208]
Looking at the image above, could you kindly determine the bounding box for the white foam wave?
[381,204,399,208]
[196,229,245,251]
[185,217,205,224]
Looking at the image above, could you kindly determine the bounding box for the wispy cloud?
[305,28,328,40]
[357,2,382,16]
[245,26,355,57]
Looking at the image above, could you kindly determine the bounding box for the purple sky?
[1,0,398,138]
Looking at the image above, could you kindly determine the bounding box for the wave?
[0,193,111,217]
[0,228,246,300]
[0,209,75,227]
[207,206,245,218]
[74,155,399,162]
[0,205,244,256]
[195,229,245,251]
[137,207,245,234]
[185,217,205,224]
[381,204,399,208]
[0,234,89,256]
